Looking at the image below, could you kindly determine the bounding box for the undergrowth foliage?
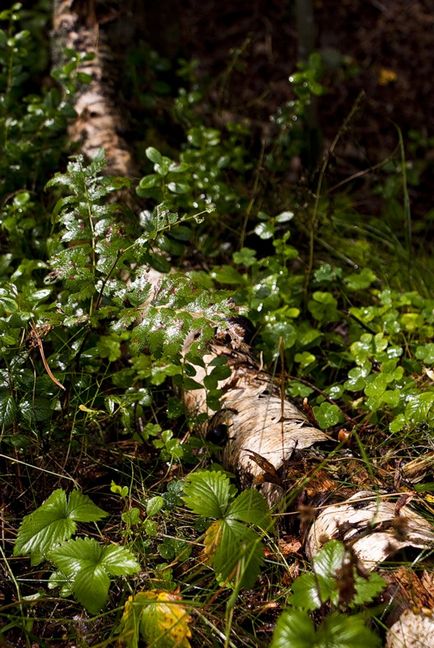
[1,3,434,647]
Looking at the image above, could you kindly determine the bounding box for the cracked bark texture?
[52,0,137,176]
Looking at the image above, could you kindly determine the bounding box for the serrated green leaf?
[213,519,263,589]
[0,388,17,426]
[49,537,140,614]
[227,489,271,529]
[311,540,346,605]
[271,609,316,648]
[289,573,324,611]
[100,544,140,576]
[352,572,386,607]
[20,397,53,422]
[14,490,107,565]
[73,564,110,614]
[66,490,108,523]
[313,540,346,581]
[182,471,235,518]
[318,612,382,648]
[14,490,75,564]
[271,609,381,648]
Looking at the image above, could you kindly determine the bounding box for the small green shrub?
[183,470,272,589]
[14,489,140,614]
[271,540,385,648]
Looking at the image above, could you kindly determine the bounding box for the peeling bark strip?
[51,5,434,645]
[52,0,135,176]
[306,491,434,569]
[183,320,330,503]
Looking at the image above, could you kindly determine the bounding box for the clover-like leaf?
[226,489,271,529]
[182,471,236,518]
[49,537,140,614]
[312,402,343,429]
[14,489,107,565]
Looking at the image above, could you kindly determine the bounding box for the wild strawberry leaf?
[289,573,325,611]
[213,519,264,589]
[49,537,140,614]
[118,590,192,648]
[271,610,317,648]
[226,488,271,529]
[271,610,381,648]
[14,489,107,565]
[182,470,236,518]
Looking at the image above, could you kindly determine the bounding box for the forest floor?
[1,1,434,646]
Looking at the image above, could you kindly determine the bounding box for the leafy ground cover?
[0,2,433,647]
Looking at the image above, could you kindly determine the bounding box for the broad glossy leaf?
[66,490,108,523]
[182,471,236,518]
[73,563,110,614]
[226,489,271,529]
[318,612,381,647]
[313,540,346,581]
[213,519,263,588]
[14,490,76,564]
[203,519,224,563]
[0,389,17,426]
[140,591,192,648]
[99,544,140,576]
[49,537,140,613]
[289,573,324,611]
[271,609,316,648]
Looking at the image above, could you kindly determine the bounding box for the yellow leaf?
[118,591,192,648]
[378,67,398,85]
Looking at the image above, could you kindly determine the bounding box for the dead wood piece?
[383,568,434,624]
[386,609,434,648]
[53,0,135,177]
[306,491,434,569]
[401,452,434,483]
[182,321,330,497]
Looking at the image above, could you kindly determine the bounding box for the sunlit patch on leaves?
[118,590,192,648]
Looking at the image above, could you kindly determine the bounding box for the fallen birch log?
[50,5,434,644]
